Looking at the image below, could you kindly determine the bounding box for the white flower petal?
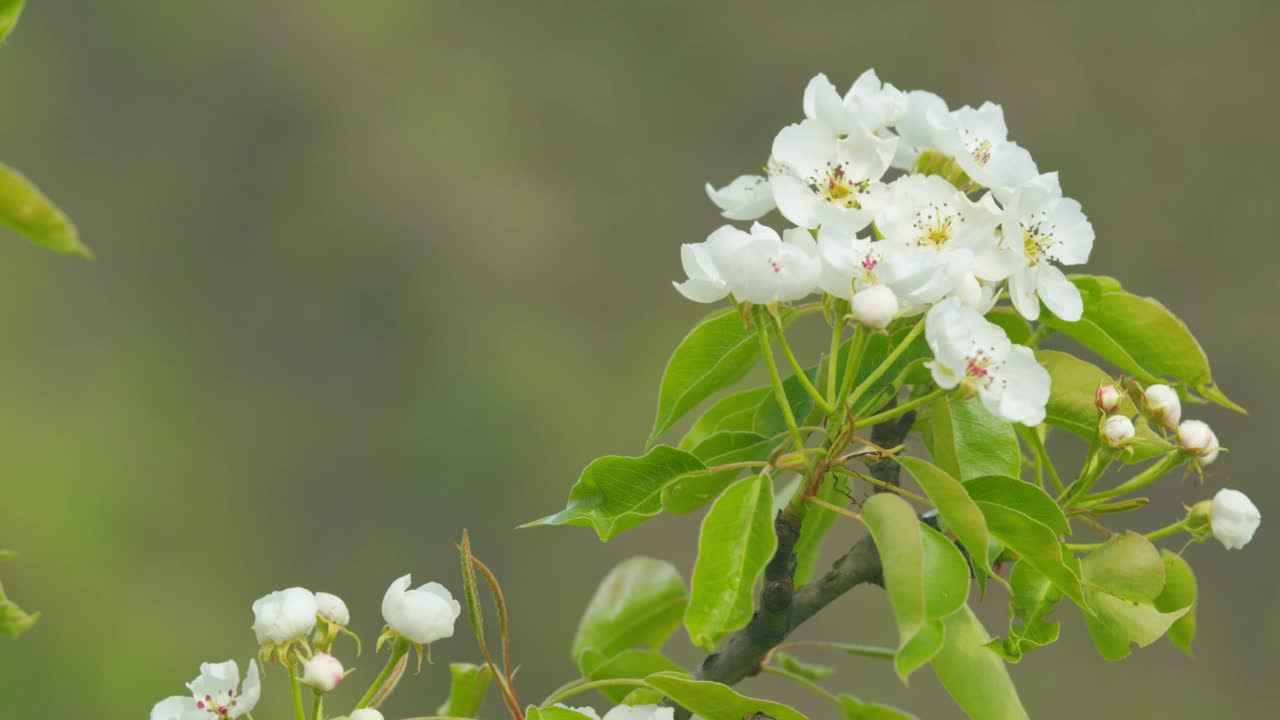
[1008,267,1041,321]
[704,175,774,221]
[1036,263,1084,321]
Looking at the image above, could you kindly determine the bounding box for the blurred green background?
[2,1,1278,717]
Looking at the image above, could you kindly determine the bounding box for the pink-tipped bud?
[301,652,345,693]
[1144,384,1181,428]
[1101,415,1135,449]
[1177,419,1220,464]
[1095,384,1123,414]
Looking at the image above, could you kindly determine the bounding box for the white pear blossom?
[815,224,942,305]
[382,574,462,646]
[1143,384,1181,428]
[314,592,349,626]
[150,659,261,720]
[850,284,899,329]
[672,225,752,303]
[931,102,1038,192]
[1178,419,1220,464]
[803,69,906,135]
[252,587,317,647]
[1095,384,1123,413]
[722,224,821,304]
[892,90,949,170]
[1210,489,1261,550]
[704,174,774,221]
[553,706,603,720]
[301,652,345,693]
[602,705,676,720]
[997,173,1095,321]
[350,710,385,720]
[770,119,896,232]
[1102,415,1135,448]
[925,298,1050,425]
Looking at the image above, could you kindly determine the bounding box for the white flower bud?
[350,710,385,720]
[553,706,603,720]
[1144,384,1181,428]
[1095,384,1122,414]
[301,652,345,693]
[1210,488,1261,550]
[252,587,317,646]
[850,284,899,329]
[1101,415,1135,448]
[1177,419,1220,464]
[315,592,349,626]
[381,574,462,645]
[601,705,676,720]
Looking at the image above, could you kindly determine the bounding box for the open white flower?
[997,173,1095,321]
[252,587,317,647]
[1143,384,1181,429]
[722,224,821,304]
[673,225,752,303]
[803,69,906,135]
[925,298,1050,425]
[315,592,349,626]
[382,574,462,646]
[150,659,261,720]
[931,102,1038,192]
[769,119,896,232]
[1210,489,1261,550]
[301,652,345,693]
[891,89,949,170]
[704,174,774,221]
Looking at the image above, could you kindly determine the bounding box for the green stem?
[1059,444,1111,505]
[756,313,805,452]
[770,310,833,415]
[1026,324,1054,347]
[773,640,896,660]
[826,313,845,409]
[833,324,868,417]
[1078,452,1186,504]
[540,677,651,707]
[855,387,945,430]
[354,637,410,710]
[311,691,323,720]
[761,665,840,707]
[1144,519,1188,542]
[846,319,925,411]
[1017,425,1063,494]
[287,662,308,720]
[831,467,932,506]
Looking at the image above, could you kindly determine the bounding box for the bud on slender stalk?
[301,652,345,693]
[1101,415,1135,449]
[1095,384,1123,414]
[1143,384,1181,429]
[1177,419,1220,464]
[850,285,899,329]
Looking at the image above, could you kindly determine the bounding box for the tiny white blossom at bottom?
[553,705,675,720]
[350,710,385,720]
[151,659,260,720]
[925,298,1049,426]
[1210,488,1260,550]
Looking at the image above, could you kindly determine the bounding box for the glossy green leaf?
[895,456,993,586]
[0,0,24,43]
[1079,532,1189,660]
[664,431,774,515]
[894,617,945,682]
[839,694,920,720]
[921,524,971,619]
[976,501,1085,608]
[925,397,1020,481]
[792,474,844,586]
[1155,549,1197,655]
[685,474,776,651]
[996,560,1063,662]
[965,475,1069,535]
[580,649,684,703]
[754,366,819,437]
[1037,350,1174,463]
[525,446,706,540]
[645,672,809,720]
[774,651,836,681]
[435,662,493,717]
[930,605,1031,720]
[571,557,687,666]
[649,308,791,446]
[1042,275,1242,412]
[861,493,926,642]
[679,387,771,450]
[0,163,90,258]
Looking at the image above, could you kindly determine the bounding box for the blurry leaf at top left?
[0,162,91,258]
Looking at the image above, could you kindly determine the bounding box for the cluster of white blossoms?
[151,577,460,720]
[683,69,1095,425]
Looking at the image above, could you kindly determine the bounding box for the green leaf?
[663,431,775,515]
[930,605,1031,720]
[685,474,776,651]
[1079,532,1189,660]
[839,694,920,720]
[0,0,24,44]
[1037,350,1174,463]
[996,560,1063,662]
[792,474,843,586]
[894,617,945,682]
[774,651,836,681]
[975,501,1085,608]
[645,671,809,720]
[436,662,493,718]
[895,456,993,587]
[580,649,684,703]
[649,308,791,446]
[526,446,706,540]
[985,307,1033,345]
[680,388,771,450]
[754,366,819,437]
[0,163,90,258]
[1155,549,1197,655]
[964,475,1070,535]
[571,557,687,666]
[926,397,1021,482]
[1042,275,1242,412]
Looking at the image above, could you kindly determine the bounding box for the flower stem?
[354,637,410,710]
[1016,424,1063,494]
[846,319,925,411]
[540,677,651,707]
[826,313,845,408]
[756,313,806,452]
[287,662,308,720]
[761,665,840,708]
[1144,519,1188,542]
[856,387,945,430]
[772,640,896,660]
[311,690,323,720]
[1078,452,1186,505]
[832,466,932,505]
[770,309,833,415]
